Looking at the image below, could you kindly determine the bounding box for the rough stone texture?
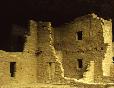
[80,61,94,83]
[0,13,113,88]
[24,20,38,54]
[54,14,107,83]
[102,18,112,76]
[37,22,64,83]
[112,43,114,56]
[0,20,38,85]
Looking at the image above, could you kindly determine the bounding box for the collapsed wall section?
[56,15,98,78]
[37,22,64,83]
[22,20,38,83]
[0,14,112,85]
[90,14,112,78]
[0,20,39,85]
[24,20,38,54]
[54,14,108,83]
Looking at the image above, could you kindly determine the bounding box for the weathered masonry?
[0,13,114,87]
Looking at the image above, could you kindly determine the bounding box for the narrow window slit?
[76,31,82,40]
[113,57,114,63]
[78,59,83,68]
[47,62,55,80]
[10,62,16,77]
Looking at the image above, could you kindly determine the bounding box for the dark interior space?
[78,59,83,68]
[10,62,16,77]
[0,0,113,51]
[77,31,83,40]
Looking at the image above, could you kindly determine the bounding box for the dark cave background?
[0,0,113,51]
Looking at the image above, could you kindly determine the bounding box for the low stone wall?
[70,82,114,88]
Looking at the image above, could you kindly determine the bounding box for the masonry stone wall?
[37,22,64,83]
[0,14,113,87]
[102,19,112,76]
[54,14,106,82]
[0,52,37,85]
[110,42,114,78]
[0,20,38,85]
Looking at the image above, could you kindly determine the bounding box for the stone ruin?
[0,13,114,88]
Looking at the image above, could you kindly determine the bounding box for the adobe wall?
[0,20,65,85]
[54,14,106,82]
[0,52,38,85]
[0,14,112,87]
[110,42,114,78]
[37,22,64,83]
[0,20,38,85]
[112,42,114,56]
[101,18,112,76]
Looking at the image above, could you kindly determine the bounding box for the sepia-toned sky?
[0,0,113,50]
[0,0,113,25]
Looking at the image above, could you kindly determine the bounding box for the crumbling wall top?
[90,13,112,22]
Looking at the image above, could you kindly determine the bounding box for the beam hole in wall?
[94,47,97,50]
[77,59,83,68]
[76,31,82,40]
[101,47,103,50]
[10,62,16,77]
[35,49,42,56]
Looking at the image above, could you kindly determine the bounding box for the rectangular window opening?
[113,57,114,63]
[10,62,16,77]
[48,62,55,80]
[78,59,83,68]
[76,31,82,40]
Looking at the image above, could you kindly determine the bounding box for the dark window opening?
[76,31,82,40]
[10,62,16,77]
[48,62,52,80]
[48,62,55,80]
[113,57,114,63]
[49,62,52,67]
[78,59,83,68]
